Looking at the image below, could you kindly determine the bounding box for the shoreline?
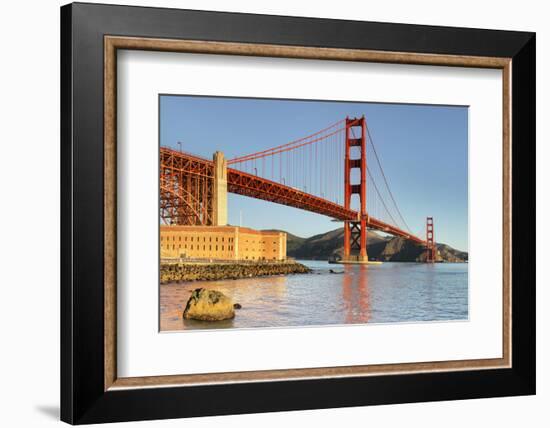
[160,260,311,283]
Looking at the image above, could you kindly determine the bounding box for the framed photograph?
[61,2,535,424]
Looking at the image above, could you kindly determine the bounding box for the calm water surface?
[160,261,468,331]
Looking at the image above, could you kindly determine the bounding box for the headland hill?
[273,227,468,263]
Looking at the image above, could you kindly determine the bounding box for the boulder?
[183,288,235,321]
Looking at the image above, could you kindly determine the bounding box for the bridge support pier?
[343,116,368,263]
[212,151,228,226]
[344,220,368,262]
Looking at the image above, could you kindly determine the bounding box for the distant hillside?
[267,227,467,263]
[375,237,467,263]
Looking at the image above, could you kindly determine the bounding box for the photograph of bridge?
[159,95,468,331]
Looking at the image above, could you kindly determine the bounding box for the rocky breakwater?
[160,261,311,283]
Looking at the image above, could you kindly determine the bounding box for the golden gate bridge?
[160,116,436,263]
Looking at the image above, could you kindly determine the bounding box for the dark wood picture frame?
[61,2,535,424]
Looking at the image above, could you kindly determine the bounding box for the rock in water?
[183,288,235,321]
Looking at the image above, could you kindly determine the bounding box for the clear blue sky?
[160,95,468,252]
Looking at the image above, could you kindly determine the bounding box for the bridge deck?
[160,147,427,246]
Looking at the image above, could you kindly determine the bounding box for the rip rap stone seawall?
[160,261,311,283]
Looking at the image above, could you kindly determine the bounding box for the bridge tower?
[343,116,368,262]
[426,216,436,262]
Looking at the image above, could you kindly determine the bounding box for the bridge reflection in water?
[342,265,371,324]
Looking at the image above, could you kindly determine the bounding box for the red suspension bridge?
[160,117,437,263]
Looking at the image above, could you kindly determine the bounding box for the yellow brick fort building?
[160,225,287,261]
